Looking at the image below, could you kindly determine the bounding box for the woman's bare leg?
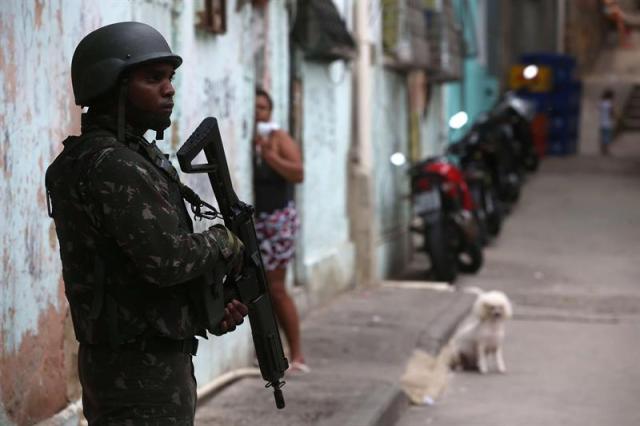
[266,268,304,363]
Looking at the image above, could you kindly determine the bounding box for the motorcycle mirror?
[523,65,539,80]
[449,111,469,130]
[390,152,406,167]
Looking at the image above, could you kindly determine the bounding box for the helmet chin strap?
[117,79,168,142]
[117,79,128,143]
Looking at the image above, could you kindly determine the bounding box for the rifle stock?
[177,117,288,409]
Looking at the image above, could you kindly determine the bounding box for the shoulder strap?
[45,130,120,218]
[131,138,221,221]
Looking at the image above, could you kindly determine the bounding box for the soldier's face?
[127,62,176,131]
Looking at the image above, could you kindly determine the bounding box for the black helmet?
[71,21,182,106]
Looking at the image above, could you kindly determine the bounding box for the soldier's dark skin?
[125,60,249,332]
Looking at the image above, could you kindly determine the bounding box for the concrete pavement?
[195,283,474,426]
[396,136,640,425]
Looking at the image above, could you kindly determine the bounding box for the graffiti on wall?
[203,75,237,119]
[299,61,352,261]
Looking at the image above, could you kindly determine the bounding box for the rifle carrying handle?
[177,117,219,174]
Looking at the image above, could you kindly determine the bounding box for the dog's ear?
[472,295,486,319]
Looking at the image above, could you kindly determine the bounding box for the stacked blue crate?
[517,53,582,155]
[520,53,576,89]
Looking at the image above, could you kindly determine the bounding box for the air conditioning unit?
[382,0,432,71]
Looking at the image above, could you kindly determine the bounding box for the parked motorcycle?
[409,156,484,282]
[447,130,504,241]
[469,113,524,206]
[494,93,540,173]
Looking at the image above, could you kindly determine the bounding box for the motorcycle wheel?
[485,190,503,237]
[458,240,484,273]
[471,187,490,246]
[524,153,539,172]
[474,210,490,246]
[425,220,458,283]
[507,181,521,203]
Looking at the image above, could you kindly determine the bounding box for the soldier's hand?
[218,300,249,333]
[209,224,244,274]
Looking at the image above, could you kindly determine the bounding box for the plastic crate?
[520,53,577,90]
[516,92,553,113]
[546,138,571,155]
[530,114,549,157]
[509,64,553,92]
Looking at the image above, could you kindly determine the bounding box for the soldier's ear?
[86,94,118,115]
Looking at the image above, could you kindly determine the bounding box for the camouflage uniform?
[46,113,234,425]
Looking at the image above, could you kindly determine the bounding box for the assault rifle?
[177,117,288,409]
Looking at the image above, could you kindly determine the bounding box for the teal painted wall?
[445,0,499,143]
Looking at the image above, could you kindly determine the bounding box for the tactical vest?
[46,130,206,347]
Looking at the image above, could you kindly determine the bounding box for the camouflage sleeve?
[87,146,222,287]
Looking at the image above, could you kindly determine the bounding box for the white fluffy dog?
[450,290,513,374]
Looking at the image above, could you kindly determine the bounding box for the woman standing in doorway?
[253,87,307,372]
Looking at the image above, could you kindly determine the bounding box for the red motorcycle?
[409,156,484,283]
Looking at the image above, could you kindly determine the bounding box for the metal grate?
[381,0,463,78]
[426,0,463,82]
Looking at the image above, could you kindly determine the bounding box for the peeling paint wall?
[368,0,413,279]
[172,0,262,385]
[296,0,356,304]
[371,68,411,278]
[0,0,288,423]
[422,84,449,157]
[263,0,291,129]
[446,0,499,143]
[0,1,132,424]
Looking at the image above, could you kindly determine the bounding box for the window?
[198,0,227,34]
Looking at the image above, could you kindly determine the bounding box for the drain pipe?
[349,0,377,287]
[557,0,567,54]
[36,368,262,425]
[196,367,261,402]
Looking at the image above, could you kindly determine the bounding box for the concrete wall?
[0,0,287,423]
[422,84,449,157]
[370,68,412,278]
[565,0,608,75]
[509,0,557,64]
[368,0,413,279]
[446,0,499,143]
[171,0,265,394]
[1,2,131,424]
[295,0,356,308]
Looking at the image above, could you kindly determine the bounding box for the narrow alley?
[397,144,640,425]
[395,23,640,426]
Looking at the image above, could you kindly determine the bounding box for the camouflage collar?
[80,113,180,182]
[80,113,146,140]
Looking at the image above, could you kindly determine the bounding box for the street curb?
[421,292,475,355]
[353,292,474,426]
[194,287,476,426]
[343,384,409,426]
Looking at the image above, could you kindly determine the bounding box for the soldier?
[46,22,247,425]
